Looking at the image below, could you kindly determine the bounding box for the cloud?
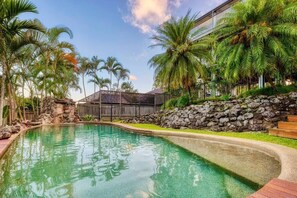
[124,0,182,34]
[129,75,138,81]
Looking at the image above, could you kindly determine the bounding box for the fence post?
[99,91,102,121]
[154,94,156,113]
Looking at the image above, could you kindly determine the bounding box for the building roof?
[78,90,164,105]
[194,0,240,26]
[146,88,164,94]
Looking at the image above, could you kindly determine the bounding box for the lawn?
[126,123,297,149]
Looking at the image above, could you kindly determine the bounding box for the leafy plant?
[239,85,297,98]
[163,98,178,110]
[82,115,95,121]
[176,95,190,108]
[220,94,231,101]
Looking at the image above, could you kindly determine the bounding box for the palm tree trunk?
[117,78,120,90]
[82,74,87,99]
[0,61,7,126]
[110,72,112,90]
[7,82,13,125]
[22,81,26,120]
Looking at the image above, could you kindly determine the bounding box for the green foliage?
[149,11,214,94]
[176,95,190,108]
[239,85,297,98]
[82,115,95,121]
[192,97,223,105]
[216,0,297,83]
[220,94,232,101]
[163,98,178,110]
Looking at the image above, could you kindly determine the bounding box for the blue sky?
[24,0,225,101]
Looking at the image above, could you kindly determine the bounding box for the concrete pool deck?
[1,122,297,197]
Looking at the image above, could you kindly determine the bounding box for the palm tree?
[100,57,122,90]
[114,68,130,90]
[88,72,110,90]
[121,81,137,93]
[78,56,91,99]
[215,0,297,87]
[149,12,213,97]
[88,56,104,93]
[0,0,44,125]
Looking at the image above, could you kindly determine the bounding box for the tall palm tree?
[0,0,44,125]
[100,57,122,90]
[78,56,91,99]
[215,0,297,86]
[114,68,130,90]
[149,12,213,97]
[88,56,104,93]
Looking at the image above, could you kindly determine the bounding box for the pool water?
[0,125,257,197]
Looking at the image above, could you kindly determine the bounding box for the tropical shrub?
[239,84,297,97]
[176,95,190,108]
[82,115,95,121]
[163,98,178,110]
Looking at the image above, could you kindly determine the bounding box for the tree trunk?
[22,81,26,120]
[82,74,87,99]
[0,61,6,126]
[110,72,112,90]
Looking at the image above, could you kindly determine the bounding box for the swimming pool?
[0,125,257,197]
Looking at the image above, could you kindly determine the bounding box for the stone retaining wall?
[126,92,297,131]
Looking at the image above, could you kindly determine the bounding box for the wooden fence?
[77,104,161,121]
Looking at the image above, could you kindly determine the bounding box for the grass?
[126,123,297,149]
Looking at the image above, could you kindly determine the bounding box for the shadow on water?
[0,125,257,198]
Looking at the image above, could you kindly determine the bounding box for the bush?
[163,98,178,110]
[82,114,95,121]
[239,84,297,98]
[176,95,190,108]
[220,94,231,101]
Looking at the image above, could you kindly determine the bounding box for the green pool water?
[0,125,257,198]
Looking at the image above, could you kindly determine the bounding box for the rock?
[127,91,297,132]
[207,122,216,127]
[248,102,261,108]
[0,131,11,140]
[244,113,254,119]
[262,111,276,118]
[219,118,229,124]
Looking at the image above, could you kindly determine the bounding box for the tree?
[216,0,297,86]
[88,56,104,93]
[0,0,44,125]
[78,56,91,99]
[100,57,122,90]
[149,11,213,97]
[114,67,130,90]
[121,81,137,93]
[88,72,110,91]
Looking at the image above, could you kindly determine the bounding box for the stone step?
[278,121,297,130]
[269,128,297,139]
[287,115,297,122]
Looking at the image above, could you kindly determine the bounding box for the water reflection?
[0,125,256,198]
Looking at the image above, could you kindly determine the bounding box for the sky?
[23,0,226,101]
